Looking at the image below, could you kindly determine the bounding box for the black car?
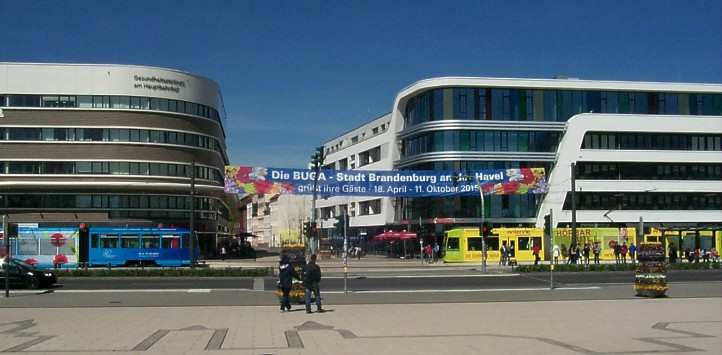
[0,258,58,289]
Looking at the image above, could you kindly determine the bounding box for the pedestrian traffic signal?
[303,222,311,238]
[481,222,490,238]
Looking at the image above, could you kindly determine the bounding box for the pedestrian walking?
[303,254,323,313]
[278,255,299,312]
[621,243,628,264]
[433,243,440,263]
[583,243,590,265]
[220,246,227,261]
[614,243,621,264]
[532,241,541,265]
[628,243,637,264]
[592,242,601,264]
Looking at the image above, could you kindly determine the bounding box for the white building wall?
[537,113,722,226]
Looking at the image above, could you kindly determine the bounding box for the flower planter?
[635,243,667,297]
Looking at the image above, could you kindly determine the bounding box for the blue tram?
[88,227,197,267]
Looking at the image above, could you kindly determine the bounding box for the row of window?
[0,193,223,212]
[576,162,722,180]
[358,199,382,216]
[400,194,543,220]
[404,88,722,126]
[405,161,553,172]
[562,192,722,210]
[0,94,222,123]
[0,161,223,184]
[0,127,222,152]
[402,130,561,157]
[91,233,187,249]
[447,236,541,252]
[358,146,382,167]
[581,132,722,151]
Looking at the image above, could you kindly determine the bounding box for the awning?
[373,231,417,241]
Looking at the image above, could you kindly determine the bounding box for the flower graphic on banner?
[53,254,68,265]
[485,168,547,195]
[224,166,296,197]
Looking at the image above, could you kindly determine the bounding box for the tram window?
[468,237,483,251]
[100,234,118,248]
[121,235,140,248]
[519,237,531,250]
[162,236,180,249]
[181,233,190,248]
[447,237,459,250]
[141,235,160,249]
[485,237,499,250]
[91,234,99,248]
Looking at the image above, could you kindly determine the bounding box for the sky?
[1,0,720,168]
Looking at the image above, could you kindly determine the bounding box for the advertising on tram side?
[14,226,79,268]
[552,228,636,260]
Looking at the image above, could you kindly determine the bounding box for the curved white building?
[0,62,230,257]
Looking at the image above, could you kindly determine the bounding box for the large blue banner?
[225,166,547,197]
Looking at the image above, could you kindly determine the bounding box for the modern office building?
[318,77,722,244]
[390,77,722,235]
[0,62,230,257]
[317,113,394,246]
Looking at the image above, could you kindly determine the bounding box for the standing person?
[628,243,637,264]
[500,241,508,265]
[220,246,227,261]
[567,244,575,264]
[532,241,541,265]
[583,243,591,265]
[614,243,621,264]
[668,244,678,263]
[433,242,440,263]
[552,244,560,264]
[621,243,628,264]
[278,255,299,312]
[592,242,601,264]
[303,254,323,314]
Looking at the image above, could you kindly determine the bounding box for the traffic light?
[544,214,552,236]
[334,214,346,235]
[311,146,325,171]
[481,222,490,238]
[303,222,311,239]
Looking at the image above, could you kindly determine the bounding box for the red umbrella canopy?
[373,231,417,241]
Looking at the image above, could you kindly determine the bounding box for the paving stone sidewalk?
[1,297,720,354]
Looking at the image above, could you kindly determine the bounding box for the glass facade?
[1,94,222,122]
[581,132,722,151]
[402,130,560,157]
[0,193,228,220]
[404,88,722,127]
[563,192,722,210]
[0,127,221,151]
[576,162,722,180]
[0,160,223,184]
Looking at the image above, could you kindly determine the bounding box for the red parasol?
[373,231,417,241]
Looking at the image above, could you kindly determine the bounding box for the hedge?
[516,261,720,273]
[53,267,271,277]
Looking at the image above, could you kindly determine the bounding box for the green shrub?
[55,267,271,277]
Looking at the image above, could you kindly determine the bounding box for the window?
[162,236,180,249]
[43,162,74,174]
[447,237,459,250]
[9,128,41,140]
[141,235,160,249]
[99,234,119,248]
[8,162,40,174]
[467,237,483,251]
[111,96,130,109]
[121,235,140,248]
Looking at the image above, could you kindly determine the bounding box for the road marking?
[323,286,601,294]
[325,273,520,279]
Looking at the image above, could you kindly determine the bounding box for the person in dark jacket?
[278,255,299,312]
[303,254,323,313]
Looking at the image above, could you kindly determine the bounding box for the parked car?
[0,258,58,289]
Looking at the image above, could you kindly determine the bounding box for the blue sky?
[1,0,720,167]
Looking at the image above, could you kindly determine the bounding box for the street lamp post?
[474,174,487,274]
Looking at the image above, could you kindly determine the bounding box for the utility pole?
[3,215,9,298]
[571,162,577,250]
[310,146,325,257]
[343,208,348,295]
[189,160,196,267]
[474,174,487,274]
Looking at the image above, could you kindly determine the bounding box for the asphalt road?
[48,269,722,291]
